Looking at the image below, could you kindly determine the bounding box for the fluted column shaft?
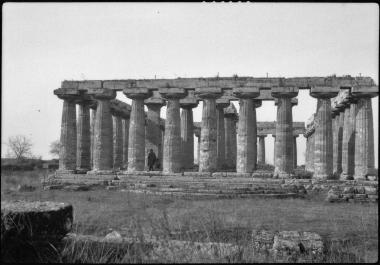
[313,98,334,179]
[58,97,77,172]
[163,98,182,173]
[332,114,338,173]
[196,135,201,165]
[122,118,129,169]
[333,110,344,175]
[274,98,294,177]
[76,102,91,171]
[293,136,298,169]
[309,134,315,172]
[257,136,266,164]
[304,135,310,171]
[112,115,123,170]
[90,108,96,169]
[224,116,237,168]
[198,98,218,172]
[92,98,114,172]
[181,107,194,169]
[127,98,146,172]
[341,103,357,179]
[354,97,375,179]
[146,104,163,169]
[272,135,276,166]
[236,99,257,173]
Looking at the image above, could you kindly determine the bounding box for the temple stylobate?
[54,75,378,180]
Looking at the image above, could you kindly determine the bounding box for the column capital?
[159,87,187,99]
[224,103,238,119]
[54,88,80,101]
[216,98,230,109]
[124,87,152,100]
[180,97,199,109]
[232,86,260,99]
[271,86,298,98]
[351,86,378,98]
[310,86,339,99]
[145,90,166,107]
[195,86,222,99]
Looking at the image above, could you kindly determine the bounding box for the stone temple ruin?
[50,75,378,183]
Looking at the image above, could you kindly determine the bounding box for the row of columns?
[58,86,348,178]
[304,91,375,180]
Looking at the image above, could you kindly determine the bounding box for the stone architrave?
[123,88,152,172]
[195,87,222,172]
[351,86,377,179]
[272,87,298,178]
[76,97,92,172]
[216,98,230,170]
[159,87,187,173]
[310,86,339,179]
[54,88,79,173]
[87,88,116,173]
[224,103,237,169]
[257,135,266,164]
[180,95,198,170]
[145,92,165,170]
[233,87,260,173]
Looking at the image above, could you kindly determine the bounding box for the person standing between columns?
[87,88,117,173]
[54,88,80,173]
[351,86,377,180]
[233,86,260,173]
[224,103,238,169]
[216,98,230,170]
[76,94,93,173]
[195,86,222,172]
[123,88,152,172]
[180,94,198,170]
[145,91,165,171]
[159,87,188,173]
[310,86,339,180]
[271,87,298,178]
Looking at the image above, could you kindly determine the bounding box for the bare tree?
[6,135,33,160]
[49,140,61,158]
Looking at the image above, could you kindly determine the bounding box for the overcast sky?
[2,3,378,166]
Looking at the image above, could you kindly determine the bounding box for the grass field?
[1,170,378,262]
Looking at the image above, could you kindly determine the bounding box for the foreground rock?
[1,200,73,262]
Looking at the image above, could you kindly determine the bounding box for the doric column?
[233,87,260,173]
[272,135,276,166]
[293,135,298,169]
[216,98,230,170]
[194,130,201,165]
[54,89,79,173]
[76,97,92,172]
[272,87,298,178]
[89,104,97,170]
[110,103,124,171]
[145,92,165,170]
[159,88,187,173]
[332,102,345,175]
[122,115,130,169]
[180,95,198,170]
[340,99,357,180]
[310,87,339,179]
[224,103,237,169]
[123,88,152,172]
[195,87,222,172]
[87,89,116,173]
[257,135,266,164]
[352,87,377,179]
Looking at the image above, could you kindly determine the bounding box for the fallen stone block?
[368,194,378,202]
[364,186,377,195]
